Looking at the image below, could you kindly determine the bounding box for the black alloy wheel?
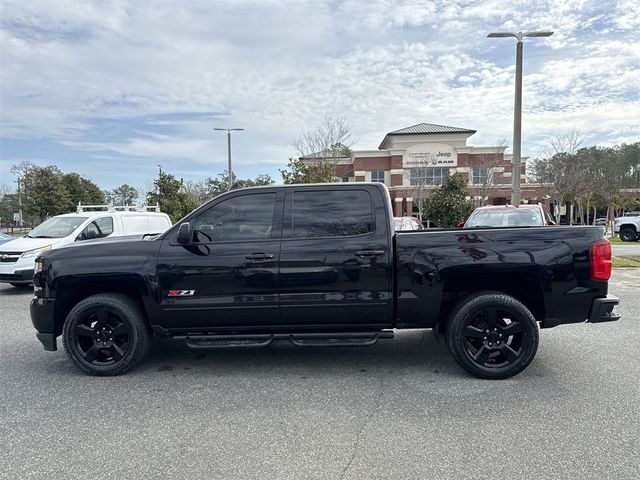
[445,292,539,380]
[619,228,637,242]
[62,293,151,376]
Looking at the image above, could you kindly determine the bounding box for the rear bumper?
[587,294,620,323]
[30,297,57,351]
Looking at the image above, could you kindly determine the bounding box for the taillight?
[590,239,612,280]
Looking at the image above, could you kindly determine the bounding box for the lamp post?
[213,127,244,190]
[488,30,553,204]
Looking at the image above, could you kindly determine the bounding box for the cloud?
[0,0,638,190]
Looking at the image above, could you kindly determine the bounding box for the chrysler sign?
[403,143,458,168]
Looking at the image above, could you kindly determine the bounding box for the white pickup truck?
[614,211,640,242]
[0,205,172,287]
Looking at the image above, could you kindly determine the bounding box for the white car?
[0,206,172,287]
[613,212,640,242]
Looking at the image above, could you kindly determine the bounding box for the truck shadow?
[0,285,33,296]
[142,329,463,378]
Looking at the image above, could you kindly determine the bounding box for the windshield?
[27,217,88,238]
[466,208,543,228]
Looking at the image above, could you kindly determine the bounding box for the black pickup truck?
[30,183,620,379]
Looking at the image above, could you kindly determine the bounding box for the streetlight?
[213,127,244,190]
[488,30,553,204]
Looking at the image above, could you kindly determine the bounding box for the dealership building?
[302,123,546,217]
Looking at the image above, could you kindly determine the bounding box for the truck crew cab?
[30,184,620,379]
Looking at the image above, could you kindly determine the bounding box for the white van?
[0,205,172,287]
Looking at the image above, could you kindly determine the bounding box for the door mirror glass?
[177,222,192,244]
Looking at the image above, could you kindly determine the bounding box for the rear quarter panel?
[394,226,608,328]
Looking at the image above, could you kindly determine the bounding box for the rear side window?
[292,190,374,238]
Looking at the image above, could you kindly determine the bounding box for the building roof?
[379,123,477,149]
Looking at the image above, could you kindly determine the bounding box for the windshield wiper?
[31,235,54,238]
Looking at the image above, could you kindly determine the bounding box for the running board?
[176,330,394,349]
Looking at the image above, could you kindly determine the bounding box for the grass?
[608,236,627,245]
[612,256,640,268]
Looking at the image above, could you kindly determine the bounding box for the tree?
[62,173,105,210]
[21,166,71,220]
[0,192,19,226]
[107,184,139,206]
[293,115,355,160]
[423,173,476,228]
[282,115,355,184]
[146,171,198,222]
[205,171,275,198]
[281,157,336,184]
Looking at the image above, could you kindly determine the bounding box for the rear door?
[156,188,284,330]
[279,185,392,328]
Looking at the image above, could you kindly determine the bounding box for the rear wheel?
[62,293,151,376]
[619,228,637,242]
[445,292,539,379]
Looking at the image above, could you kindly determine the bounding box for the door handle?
[245,253,274,260]
[355,250,385,257]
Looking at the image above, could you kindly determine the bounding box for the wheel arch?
[53,277,148,336]
[438,272,545,332]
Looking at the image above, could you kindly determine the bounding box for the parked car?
[614,212,640,241]
[393,216,424,231]
[0,233,15,245]
[594,218,608,226]
[0,206,172,287]
[463,204,555,228]
[31,183,619,379]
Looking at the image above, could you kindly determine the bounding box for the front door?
[156,189,283,331]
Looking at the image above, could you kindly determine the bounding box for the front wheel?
[445,292,539,379]
[62,293,152,376]
[619,228,637,242]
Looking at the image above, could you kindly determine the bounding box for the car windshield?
[466,208,543,228]
[26,217,88,238]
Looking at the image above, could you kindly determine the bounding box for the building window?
[472,168,488,185]
[410,168,449,186]
[371,170,385,183]
[341,176,349,182]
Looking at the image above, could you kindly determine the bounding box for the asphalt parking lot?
[1,271,639,480]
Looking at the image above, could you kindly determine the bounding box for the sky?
[1,0,639,194]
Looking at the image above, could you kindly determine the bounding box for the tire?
[619,228,637,242]
[445,292,539,380]
[62,293,152,376]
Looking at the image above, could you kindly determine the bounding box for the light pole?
[488,30,553,204]
[213,127,244,190]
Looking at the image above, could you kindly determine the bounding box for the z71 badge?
[167,290,195,297]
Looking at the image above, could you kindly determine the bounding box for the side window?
[193,193,276,242]
[292,190,374,238]
[79,217,113,240]
[94,217,114,237]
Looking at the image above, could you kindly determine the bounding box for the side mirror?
[177,222,192,244]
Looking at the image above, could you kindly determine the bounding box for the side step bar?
[175,330,394,349]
